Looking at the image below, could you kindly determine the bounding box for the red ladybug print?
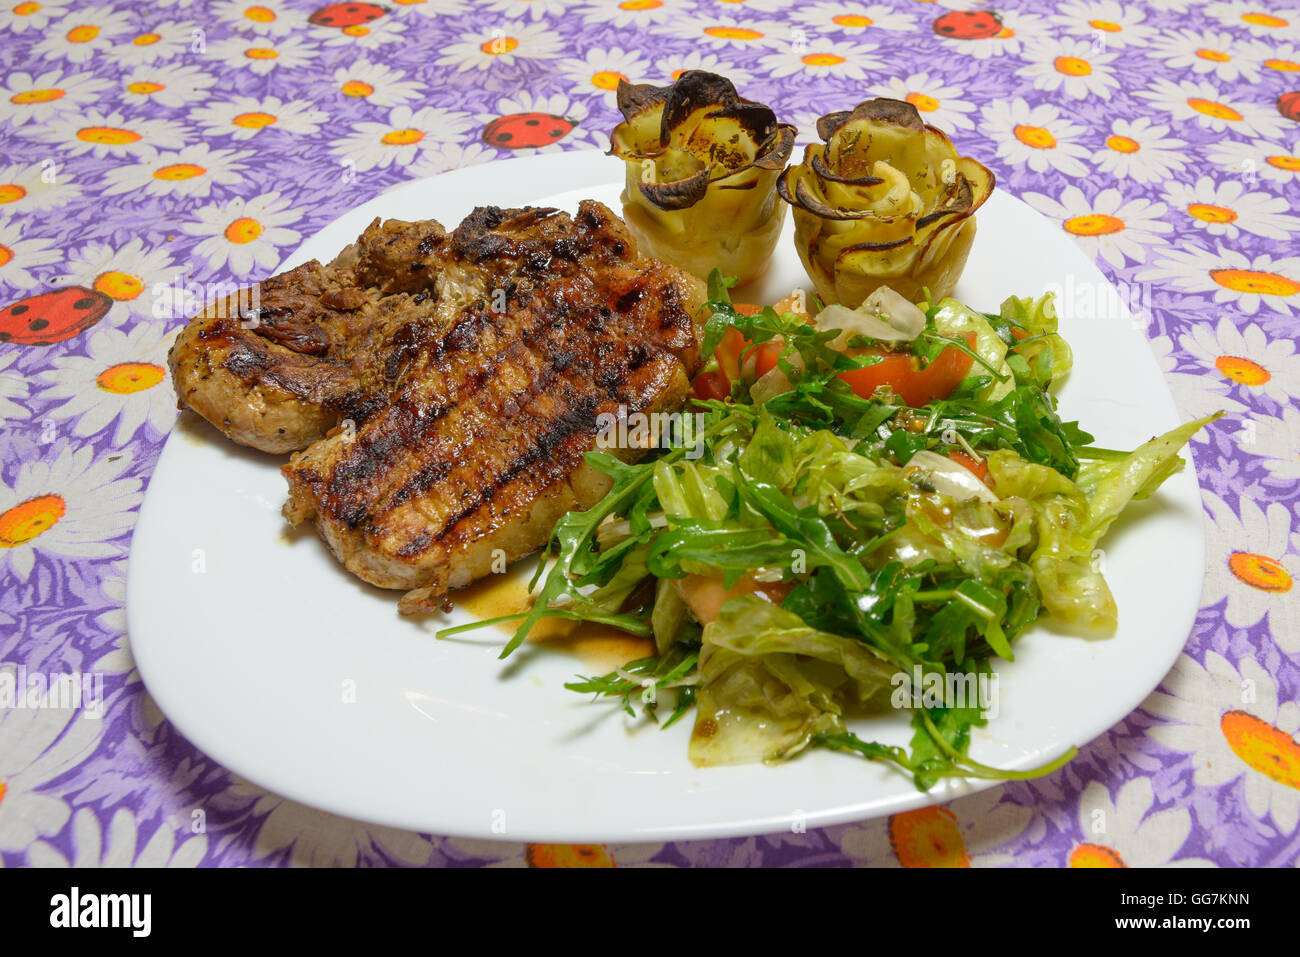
[1279,91,1300,123]
[0,286,111,346]
[482,113,577,150]
[933,10,1004,40]
[308,3,387,28]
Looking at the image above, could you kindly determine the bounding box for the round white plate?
[128,150,1204,842]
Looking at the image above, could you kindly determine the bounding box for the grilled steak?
[168,200,707,611]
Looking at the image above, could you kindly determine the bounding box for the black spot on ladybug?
[308,2,387,29]
[0,285,111,346]
[933,10,1004,40]
[482,112,577,150]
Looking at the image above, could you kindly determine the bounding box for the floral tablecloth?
[1,0,1298,868]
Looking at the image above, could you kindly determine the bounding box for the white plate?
[128,151,1204,842]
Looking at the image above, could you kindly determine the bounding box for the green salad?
[444,271,1215,789]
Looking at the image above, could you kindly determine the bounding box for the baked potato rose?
[777,98,994,307]
[610,71,796,285]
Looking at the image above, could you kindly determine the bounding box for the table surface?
[1,0,1298,868]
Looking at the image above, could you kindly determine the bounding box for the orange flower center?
[11,88,65,104]
[93,270,145,300]
[77,126,141,145]
[888,807,971,867]
[833,14,873,27]
[233,111,277,129]
[0,494,65,546]
[703,26,764,39]
[153,163,207,181]
[1215,355,1271,386]
[619,0,664,9]
[1106,134,1140,153]
[1242,13,1288,27]
[1221,711,1300,788]
[0,243,12,268]
[96,362,165,394]
[0,184,27,204]
[590,69,629,90]
[1266,154,1300,171]
[13,1,41,14]
[224,217,263,244]
[1013,124,1056,149]
[342,24,369,36]
[1064,213,1125,236]
[1089,19,1121,31]
[244,47,278,60]
[1069,843,1127,867]
[382,128,423,145]
[1265,58,1300,72]
[1228,552,1291,591]
[67,24,99,42]
[906,92,939,112]
[133,32,161,45]
[802,53,846,67]
[244,4,276,21]
[1055,55,1092,76]
[126,81,166,94]
[1210,268,1300,297]
[480,36,519,55]
[1188,203,1238,224]
[341,80,374,97]
[525,844,615,867]
[1187,97,1242,120]
[1196,48,1231,62]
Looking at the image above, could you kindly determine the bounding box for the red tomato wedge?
[837,333,977,408]
[946,450,990,484]
[692,304,786,401]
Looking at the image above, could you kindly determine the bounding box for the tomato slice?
[677,573,794,626]
[946,450,990,484]
[692,304,788,400]
[837,333,976,407]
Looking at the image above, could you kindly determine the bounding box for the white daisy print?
[0,444,142,583]
[333,59,426,108]
[309,14,408,50]
[1147,333,1247,441]
[121,63,217,109]
[205,33,319,75]
[0,70,114,127]
[111,20,201,65]
[1024,186,1171,268]
[213,0,305,36]
[1090,117,1189,185]
[33,108,189,160]
[1144,650,1300,833]
[1137,78,1290,139]
[1205,2,1300,40]
[386,0,469,17]
[0,352,29,424]
[30,5,131,63]
[189,95,328,140]
[405,141,496,180]
[1180,316,1300,405]
[1200,493,1296,638]
[479,0,578,21]
[837,788,1034,867]
[1146,29,1264,83]
[1070,777,1213,867]
[478,91,602,154]
[1137,245,1300,316]
[1164,175,1300,240]
[982,98,1091,176]
[441,838,664,868]
[1243,407,1300,483]
[434,22,563,73]
[0,161,81,215]
[654,50,755,87]
[0,683,103,852]
[332,105,474,173]
[58,237,176,322]
[35,322,177,446]
[1018,36,1120,100]
[1205,138,1300,186]
[932,9,1050,60]
[1050,0,1158,49]
[578,0,690,29]
[181,192,302,277]
[0,0,74,32]
[27,808,208,868]
[792,2,917,34]
[869,73,978,132]
[0,218,60,291]
[1249,41,1300,76]
[558,46,654,102]
[100,144,252,199]
[654,15,783,50]
[758,37,884,81]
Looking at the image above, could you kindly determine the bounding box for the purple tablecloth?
[1,0,1298,867]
